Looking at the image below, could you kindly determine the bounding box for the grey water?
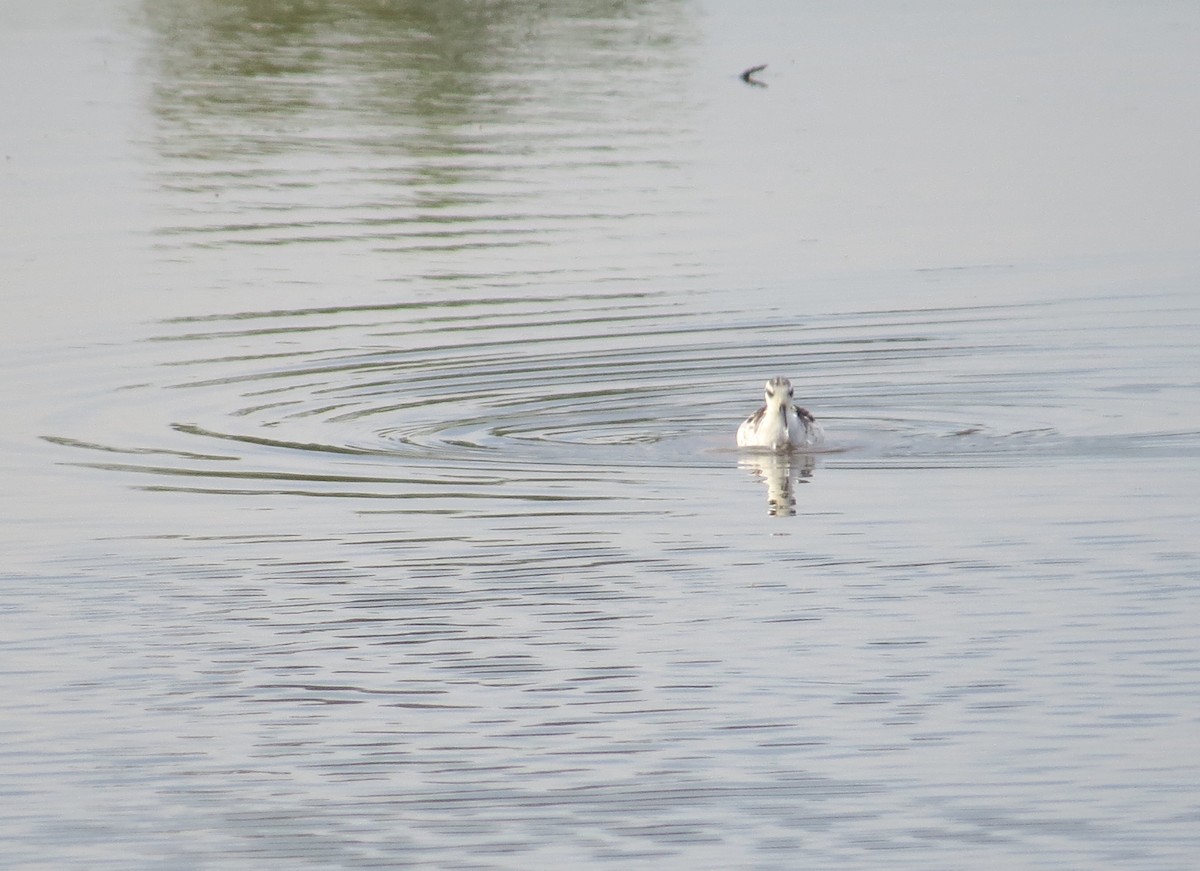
[3,1,1200,868]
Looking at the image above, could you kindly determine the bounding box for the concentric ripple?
[153,291,742,470]
[50,284,1200,509]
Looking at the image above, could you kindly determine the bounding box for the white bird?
[736,377,823,450]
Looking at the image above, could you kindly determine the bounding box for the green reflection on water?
[142,0,694,152]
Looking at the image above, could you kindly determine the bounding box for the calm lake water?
[3,1,1200,868]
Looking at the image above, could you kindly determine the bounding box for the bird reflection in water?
[738,451,816,517]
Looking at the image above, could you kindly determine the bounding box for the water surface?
[3,1,1199,868]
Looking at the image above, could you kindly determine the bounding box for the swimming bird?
[736,377,823,450]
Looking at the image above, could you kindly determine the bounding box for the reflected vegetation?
[140,0,700,285]
[144,0,658,139]
[142,0,692,119]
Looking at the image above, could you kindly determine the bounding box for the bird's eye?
[765,385,775,397]
[788,388,794,398]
